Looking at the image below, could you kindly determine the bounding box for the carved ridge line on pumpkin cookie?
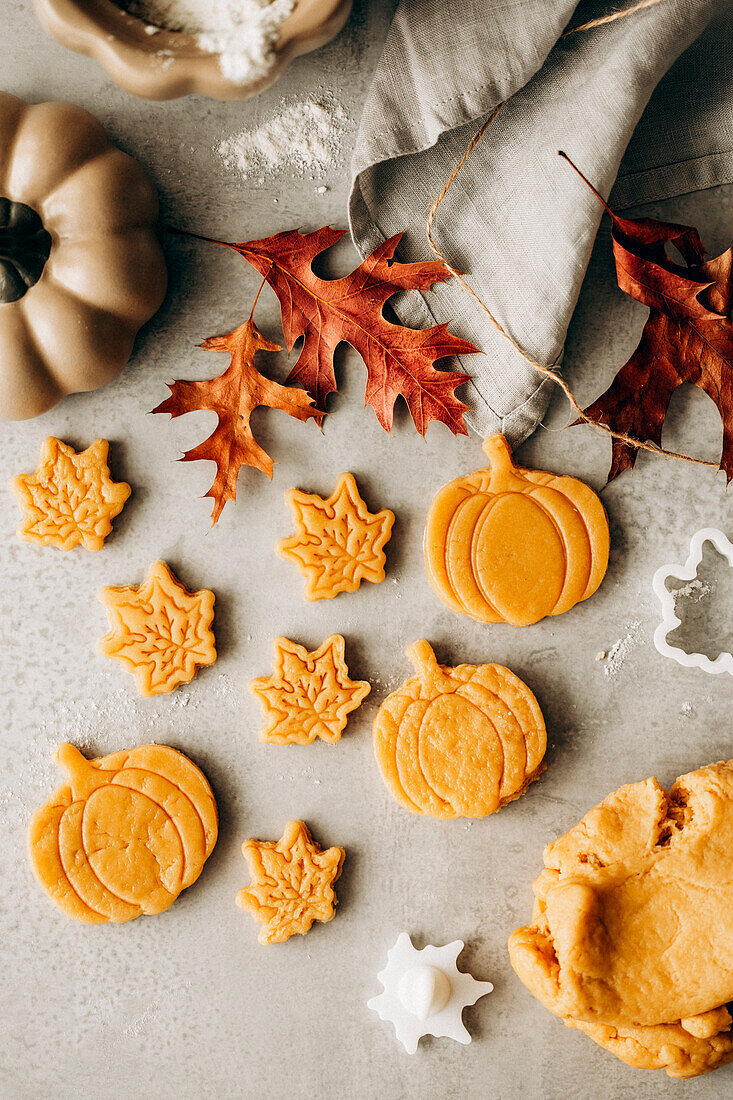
[112,770,207,888]
[445,493,501,621]
[42,798,110,922]
[377,703,425,815]
[417,703,506,817]
[60,796,146,919]
[116,745,218,863]
[401,703,457,818]
[463,679,521,799]
[466,494,504,620]
[524,488,574,615]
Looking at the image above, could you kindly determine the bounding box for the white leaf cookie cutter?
[367,932,494,1054]
[652,527,733,676]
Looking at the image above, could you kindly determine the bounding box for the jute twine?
[425,0,719,472]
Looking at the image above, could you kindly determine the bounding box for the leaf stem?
[557,152,615,219]
[249,271,270,321]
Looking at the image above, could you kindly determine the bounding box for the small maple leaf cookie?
[11,437,130,551]
[277,472,395,600]
[236,820,345,944]
[250,634,371,745]
[98,561,216,696]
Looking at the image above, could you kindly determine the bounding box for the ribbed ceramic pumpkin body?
[29,743,217,923]
[0,92,166,420]
[373,641,546,819]
[424,435,609,627]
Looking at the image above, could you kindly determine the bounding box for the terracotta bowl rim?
[33,0,354,101]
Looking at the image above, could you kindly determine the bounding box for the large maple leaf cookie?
[12,437,130,551]
[98,561,216,696]
[250,634,370,744]
[236,820,345,944]
[276,472,395,600]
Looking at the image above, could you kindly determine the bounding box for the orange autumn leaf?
[183,227,479,436]
[153,318,322,524]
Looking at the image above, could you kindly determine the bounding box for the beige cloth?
[349,1,732,444]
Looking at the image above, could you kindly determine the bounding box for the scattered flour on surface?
[116,0,296,84]
[123,1000,161,1039]
[217,97,350,180]
[672,578,714,602]
[601,620,642,677]
[0,674,241,826]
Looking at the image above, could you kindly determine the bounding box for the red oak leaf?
[561,153,733,483]
[195,227,479,436]
[153,318,321,525]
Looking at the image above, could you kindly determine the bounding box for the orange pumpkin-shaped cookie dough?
[29,743,217,924]
[372,641,546,819]
[424,435,609,627]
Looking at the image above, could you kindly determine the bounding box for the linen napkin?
[348,0,732,444]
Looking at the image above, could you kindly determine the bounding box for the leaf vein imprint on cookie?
[250,634,370,744]
[277,472,395,600]
[236,820,345,944]
[12,437,130,552]
[98,561,216,696]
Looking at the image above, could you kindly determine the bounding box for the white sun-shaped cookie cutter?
[652,527,733,676]
[367,932,494,1053]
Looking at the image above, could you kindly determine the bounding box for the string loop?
[425,0,718,473]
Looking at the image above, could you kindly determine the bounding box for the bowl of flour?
[33,0,353,100]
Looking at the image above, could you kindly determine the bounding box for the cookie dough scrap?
[98,560,216,696]
[237,820,345,944]
[373,641,546,818]
[277,472,394,600]
[508,762,733,1078]
[250,634,370,744]
[12,437,130,551]
[28,742,218,924]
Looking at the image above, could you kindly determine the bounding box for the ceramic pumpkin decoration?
[29,743,217,923]
[424,435,609,627]
[0,92,166,420]
[372,641,546,819]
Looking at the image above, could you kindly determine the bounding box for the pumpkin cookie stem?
[482,433,519,476]
[55,743,102,799]
[405,640,453,692]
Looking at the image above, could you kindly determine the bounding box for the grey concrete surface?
[1,2,733,1098]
